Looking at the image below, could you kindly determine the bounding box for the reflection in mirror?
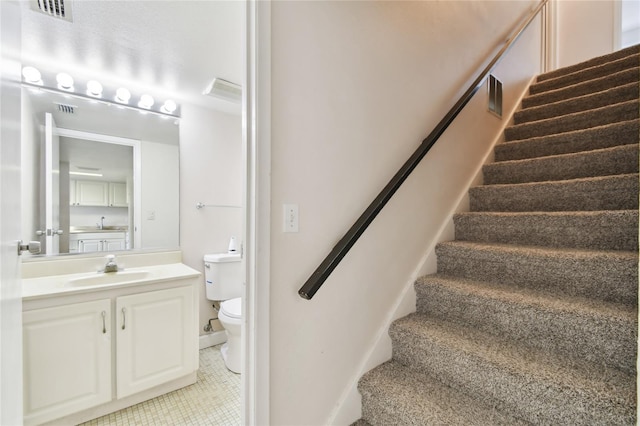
[21,86,180,257]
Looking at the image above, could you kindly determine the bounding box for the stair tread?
[391,313,636,424]
[505,99,639,141]
[435,240,638,304]
[530,53,640,94]
[394,313,635,398]
[537,44,639,82]
[495,119,639,161]
[515,81,639,124]
[359,361,527,426]
[454,210,639,251]
[470,173,639,213]
[484,143,638,184]
[477,172,638,189]
[522,67,639,109]
[415,273,637,373]
[422,263,637,316]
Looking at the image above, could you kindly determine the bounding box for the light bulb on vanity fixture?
[138,94,154,109]
[86,80,103,97]
[115,87,131,104]
[56,72,74,91]
[22,66,43,85]
[161,100,177,114]
[20,66,181,120]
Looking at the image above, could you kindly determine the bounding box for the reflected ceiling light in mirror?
[161,100,177,114]
[22,66,43,85]
[138,94,154,109]
[69,171,104,177]
[86,80,103,97]
[56,72,74,91]
[115,87,131,104]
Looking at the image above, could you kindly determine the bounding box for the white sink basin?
[68,270,150,287]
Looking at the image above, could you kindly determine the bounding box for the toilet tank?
[204,253,242,301]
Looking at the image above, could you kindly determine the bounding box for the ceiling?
[20,0,244,115]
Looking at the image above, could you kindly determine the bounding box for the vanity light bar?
[21,67,181,120]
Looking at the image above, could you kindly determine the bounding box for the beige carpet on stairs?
[356,44,639,425]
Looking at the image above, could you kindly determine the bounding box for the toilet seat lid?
[221,297,242,319]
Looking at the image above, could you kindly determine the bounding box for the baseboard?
[199,330,227,349]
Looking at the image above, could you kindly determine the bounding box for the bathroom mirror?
[21,86,180,257]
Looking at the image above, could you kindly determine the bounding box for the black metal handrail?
[299,0,548,300]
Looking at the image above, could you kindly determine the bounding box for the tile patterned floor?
[80,345,241,426]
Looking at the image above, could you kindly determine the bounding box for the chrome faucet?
[97,216,105,230]
[103,255,118,273]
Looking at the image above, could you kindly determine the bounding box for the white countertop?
[22,263,200,301]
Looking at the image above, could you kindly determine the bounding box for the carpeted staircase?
[356,45,639,425]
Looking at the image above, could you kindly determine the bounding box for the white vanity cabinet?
[23,299,112,426]
[116,286,196,398]
[70,180,128,207]
[21,269,198,426]
[70,232,127,253]
[73,180,109,206]
[109,182,128,207]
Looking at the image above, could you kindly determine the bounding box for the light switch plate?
[283,204,299,232]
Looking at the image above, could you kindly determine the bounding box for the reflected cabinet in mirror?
[21,87,180,256]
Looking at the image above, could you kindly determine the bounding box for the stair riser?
[484,145,639,185]
[453,211,639,251]
[435,242,638,304]
[495,120,639,161]
[505,100,638,141]
[415,280,637,373]
[390,324,635,425]
[514,82,639,125]
[537,45,639,82]
[530,54,640,95]
[469,175,639,213]
[522,68,639,109]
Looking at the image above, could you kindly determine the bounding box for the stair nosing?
[506,99,639,136]
[473,172,639,189]
[530,54,640,93]
[514,81,639,124]
[495,118,639,156]
[536,45,640,82]
[487,143,638,167]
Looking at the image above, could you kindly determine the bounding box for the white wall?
[556,0,616,68]
[179,104,243,336]
[69,206,128,227]
[268,1,541,424]
[140,140,180,249]
[20,90,40,243]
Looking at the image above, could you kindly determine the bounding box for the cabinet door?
[103,238,125,251]
[116,286,195,398]
[78,239,102,253]
[75,180,109,206]
[23,299,112,426]
[109,182,128,207]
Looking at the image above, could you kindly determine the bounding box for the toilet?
[204,253,243,374]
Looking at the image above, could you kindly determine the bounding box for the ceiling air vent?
[32,0,73,22]
[203,78,242,103]
[55,102,76,114]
